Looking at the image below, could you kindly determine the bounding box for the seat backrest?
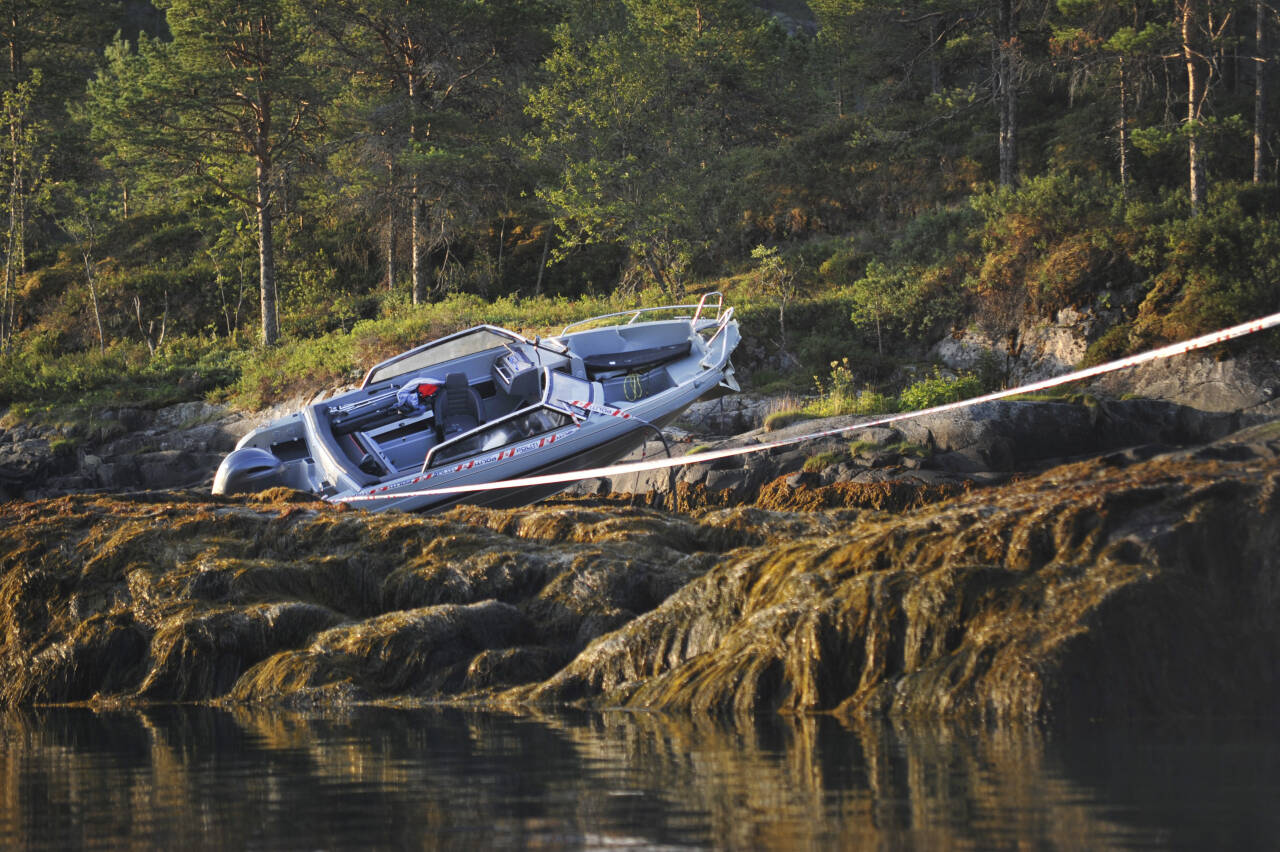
[433,372,483,439]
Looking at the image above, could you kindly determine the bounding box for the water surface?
[2,706,1277,849]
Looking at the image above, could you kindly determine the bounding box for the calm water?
[1,706,1278,850]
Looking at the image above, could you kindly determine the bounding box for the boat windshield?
[362,328,520,388]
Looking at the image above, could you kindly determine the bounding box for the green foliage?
[897,368,984,413]
[967,173,1134,339]
[884,440,932,460]
[1126,184,1280,346]
[49,436,79,457]
[837,205,979,354]
[809,357,857,413]
[802,357,893,418]
[2,0,1279,421]
[527,0,795,296]
[1082,322,1133,367]
[0,334,245,409]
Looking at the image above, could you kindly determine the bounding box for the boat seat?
[581,340,691,377]
[433,373,484,439]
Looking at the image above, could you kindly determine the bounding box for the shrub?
[805,357,859,417]
[1082,322,1133,367]
[967,173,1134,340]
[799,358,896,418]
[1127,184,1280,346]
[897,368,984,412]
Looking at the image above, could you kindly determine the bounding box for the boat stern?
[212,413,325,496]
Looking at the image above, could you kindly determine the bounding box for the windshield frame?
[360,326,528,389]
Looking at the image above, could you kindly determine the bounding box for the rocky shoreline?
[3,371,1280,723]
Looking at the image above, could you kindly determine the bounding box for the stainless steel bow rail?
[333,310,1280,504]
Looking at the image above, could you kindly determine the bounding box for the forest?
[2,0,1279,412]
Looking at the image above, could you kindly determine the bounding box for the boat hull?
[213,297,739,513]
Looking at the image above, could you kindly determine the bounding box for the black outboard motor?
[212,447,288,495]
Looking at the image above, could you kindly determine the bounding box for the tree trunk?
[385,207,396,291]
[4,158,24,349]
[410,183,425,304]
[1256,0,1267,184]
[408,74,426,305]
[996,0,1018,187]
[80,247,104,353]
[1184,0,1207,211]
[257,162,279,346]
[929,18,941,96]
[3,94,21,349]
[1119,55,1131,199]
[534,223,551,296]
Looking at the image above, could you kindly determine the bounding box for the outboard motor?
[212,447,288,495]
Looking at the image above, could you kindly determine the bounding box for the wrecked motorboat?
[213,293,740,512]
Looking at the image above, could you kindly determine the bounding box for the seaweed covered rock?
[2,429,1279,724]
[0,495,734,707]
[514,442,1280,723]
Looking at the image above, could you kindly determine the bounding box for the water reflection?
[1,705,1277,849]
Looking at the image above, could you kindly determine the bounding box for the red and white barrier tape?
[334,310,1280,503]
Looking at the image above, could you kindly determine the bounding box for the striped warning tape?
[334,310,1280,503]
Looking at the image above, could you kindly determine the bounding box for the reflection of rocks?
[0,706,1216,848]
[4,421,1280,724]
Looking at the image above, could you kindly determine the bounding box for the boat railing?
[698,305,737,367]
[559,292,726,336]
[421,399,576,472]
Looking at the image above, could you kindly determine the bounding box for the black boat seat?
[581,340,691,376]
[434,373,484,439]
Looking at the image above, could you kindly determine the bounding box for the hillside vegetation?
[2,0,1279,412]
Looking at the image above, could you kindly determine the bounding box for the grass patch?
[1004,389,1099,406]
[803,389,892,418]
[49,436,79,456]
[884,440,932,459]
[0,336,245,412]
[848,438,932,460]
[802,450,847,472]
[0,283,875,419]
[763,409,810,431]
[848,439,880,456]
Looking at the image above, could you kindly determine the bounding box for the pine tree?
[85,0,321,346]
[528,0,791,297]
[307,0,541,304]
